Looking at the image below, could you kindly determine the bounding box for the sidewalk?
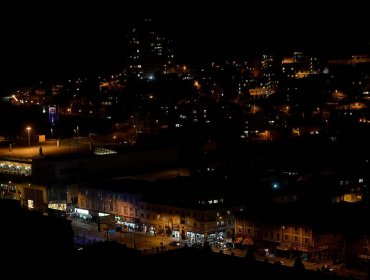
[217,248,368,280]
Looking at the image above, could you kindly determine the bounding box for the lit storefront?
[115,216,138,231]
[48,202,67,211]
[0,160,31,176]
[186,231,205,243]
[171,224,180,239]
[75,208,92,220]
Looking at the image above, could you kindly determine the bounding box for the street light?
[26,127,31,147]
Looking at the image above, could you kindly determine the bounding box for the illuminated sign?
[48,106,58,125]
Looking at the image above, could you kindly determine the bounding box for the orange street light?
[26,127,31,147]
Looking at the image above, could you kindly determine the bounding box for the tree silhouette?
[293,256,305,272]
[202,241,212,253]
[245,249,256,262]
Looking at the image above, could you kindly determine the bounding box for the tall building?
[261,54,279,95]
[127,18,174,80]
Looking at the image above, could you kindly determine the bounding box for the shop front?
[75,208,92,221]
[115,215,138,231]
[171,224,180,240]
[186,231,205,243]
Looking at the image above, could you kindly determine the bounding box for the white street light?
[26,127,31,147]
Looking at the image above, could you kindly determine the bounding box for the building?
[139,199,238,243]
[260,54,279,95]
[0,180,47,211]
[73,181,141,230]
[234,204,345,261]
[67,177,244,243]
[138,177,244,243]
[127,18,175,79]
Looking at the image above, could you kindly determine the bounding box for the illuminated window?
[28,200,34,209]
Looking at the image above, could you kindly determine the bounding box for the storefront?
[186,231,205,243]
[75,208,92,220]
[171,224,180,239]
[115,215,138,231]
[48,201,67,211]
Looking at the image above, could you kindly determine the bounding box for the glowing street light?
[26,127,31,147]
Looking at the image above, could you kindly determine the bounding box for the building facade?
[235,215,344,260]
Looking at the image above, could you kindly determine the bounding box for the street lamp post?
[26,127,31,147]
[162,220,165,247]
[74,126,79,149]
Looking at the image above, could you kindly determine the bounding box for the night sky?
[1,2,369,85]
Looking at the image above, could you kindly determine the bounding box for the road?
[70,218,178,254]
[70,218,368,278]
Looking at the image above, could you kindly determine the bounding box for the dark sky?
[1,2,369,84]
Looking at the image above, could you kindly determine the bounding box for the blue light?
[273,183,279,189]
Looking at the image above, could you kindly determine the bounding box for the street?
[70,218,178,253]
[70,218,367,279]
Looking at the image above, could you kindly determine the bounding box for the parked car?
[191,242,203,249]
[169,241,181,247]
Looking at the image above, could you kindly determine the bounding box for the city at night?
[0,3,369,278]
